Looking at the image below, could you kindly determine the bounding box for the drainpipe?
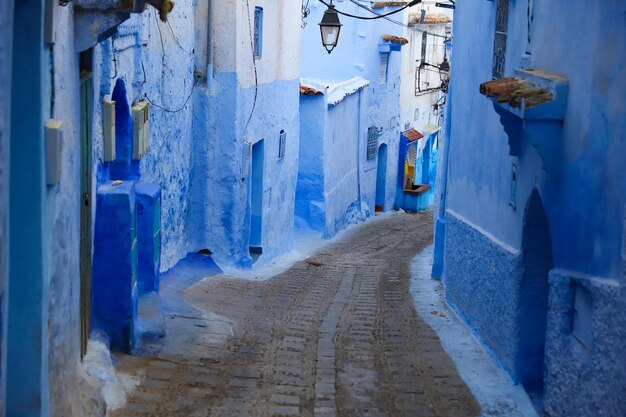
[206,0,214,80]
[356,89,363,213]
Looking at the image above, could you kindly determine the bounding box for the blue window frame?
[367,127,379,160]
[254,7,263,59]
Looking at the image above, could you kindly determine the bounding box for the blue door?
[250,140,264,252]
[375,144,388,212]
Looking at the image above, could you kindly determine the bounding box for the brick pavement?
[111,212,480,417]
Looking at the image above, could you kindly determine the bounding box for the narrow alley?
[110,212,480,417]
[1,1,625,416]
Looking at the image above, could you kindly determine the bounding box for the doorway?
[79,49,94,357]
[517,189,553,409]
[375,143,388,213]
[249,140,264,260]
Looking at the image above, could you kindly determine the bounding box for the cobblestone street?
[111,212,480,417]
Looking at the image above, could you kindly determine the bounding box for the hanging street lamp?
[319,1,342,54]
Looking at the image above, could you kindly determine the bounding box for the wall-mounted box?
[45,120,63,185]
[242,140,251,179]
[132,101,150,159]
[103,96,116,162]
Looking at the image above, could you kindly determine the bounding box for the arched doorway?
[517,189,553,406]
[375,143,388,213]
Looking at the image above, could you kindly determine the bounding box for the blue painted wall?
[1,0,302,415]
[91,7,198,273]
[0,0,13,412]
[6,0,54,415]
[298,2,405,236]
[437,0,626,415]
[187,0,302,268]
[295,94,326,231]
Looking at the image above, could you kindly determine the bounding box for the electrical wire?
[142,10,195,113]
[154,11,165,55]
[345,0,449,39]
[167,21,193,56]
[144,83,195,113]
[242,0,259,139]
[318,0,417,20]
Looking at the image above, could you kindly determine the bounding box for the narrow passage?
[111,212,480,417]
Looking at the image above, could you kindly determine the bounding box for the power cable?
[242,0,259,139]
[318,0,418,20]
[346,0,448,38]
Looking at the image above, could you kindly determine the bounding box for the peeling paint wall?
[91,4,198,271]
[0,0,13,411]
[439,0,626,415]
[43,1,198,415]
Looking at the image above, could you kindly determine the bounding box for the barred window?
[492,0,509,79]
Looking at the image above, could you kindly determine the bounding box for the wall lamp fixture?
[318,0,422,53]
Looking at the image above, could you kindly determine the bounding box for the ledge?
[404,184,430,195]
[480,69,569,180]
[378,37,406,53]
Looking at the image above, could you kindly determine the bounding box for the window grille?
[379,53,389,84]
[254,7,263,58]
[492,0,509,79]
[367,127,379,160]
[278,130,286,160]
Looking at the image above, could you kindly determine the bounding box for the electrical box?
[241,141,251,179]
[132,101,150,160]
[45,120,63,185]
[103,96,116,162]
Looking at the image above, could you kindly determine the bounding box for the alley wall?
[439,0,626,415]
[0,0,12,412]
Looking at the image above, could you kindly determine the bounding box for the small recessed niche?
[572,283,593,350]
[509,163,517,210]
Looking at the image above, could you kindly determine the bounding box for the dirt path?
[111,212,480,417]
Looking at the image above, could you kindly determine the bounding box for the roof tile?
[300,84,324,96]
[402,128,424,142]
[408,12,452,25]
[382,34,409,44]
[372,2,407,8]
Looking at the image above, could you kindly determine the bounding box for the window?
[379,53,389,84]
[367,127,379,160]
[253,7,263,59]
[492,0,509,79]
[415,32,430,95]
[278,130,286,160]
[420,31,428,64]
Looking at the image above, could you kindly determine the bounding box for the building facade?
[434,0,626,415]
[191,0,301,267]
[0,0,301,415]
[297,1,406,237]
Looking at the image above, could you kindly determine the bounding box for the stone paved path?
[111,212,481,417]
